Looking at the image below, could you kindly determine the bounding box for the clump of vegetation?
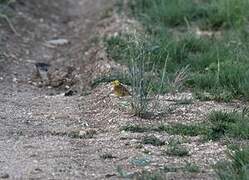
[105,34,172,117]
[214,146,249,180]
[183,162,201,173]
[194,90,233,102]
[164,138,189,157]
[128,0,249,29]
[121,123,209,137]
[157,123,209,137]
[104,34,189,95]
[163,165,178,173]
[142,135,165,146]
[121,124,150,133]
[128,36,153,117]
[49,129,96,139]
[206,109,249,140]
[122,109,249,141]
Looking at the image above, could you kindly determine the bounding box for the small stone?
[34,168,43,172]
[47,39,69,46]
[64,90,77,96]
[12,77,17,82]
[65,85,70,89]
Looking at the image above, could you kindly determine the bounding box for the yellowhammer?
[112,80,131,97]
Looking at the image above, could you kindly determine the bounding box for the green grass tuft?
[164,139,189,157]
[215,146,249,180]
[121,124,150,133]
[183,162,201,173]
[129,0,249,29]
[157,123,209,137]
[206,110,249,140]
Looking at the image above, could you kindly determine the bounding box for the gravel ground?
[0,0,114,179]
[1,1,247,179]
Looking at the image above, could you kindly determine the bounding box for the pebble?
[47,39,69,46]
[12,77,17,82]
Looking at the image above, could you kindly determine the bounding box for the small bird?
[35,62,50,81]
[112,80,131,97]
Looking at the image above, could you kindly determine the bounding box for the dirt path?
[0,0,114,179]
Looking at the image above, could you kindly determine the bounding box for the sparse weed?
[121,123,209,137]
[121,124,149,133]
[0,0,17,35]
[142,135,165,146]
[167,65,190,94]
[206,110,249,140]
[194,90,234,102]
[157,123,209,137]
[128,35,151,117]
[122,109,249,141]
[214,146,249,180]
[50,130,96,139]
[163,165,178,173]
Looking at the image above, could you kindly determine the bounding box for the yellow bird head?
[111,80,121,86]
[111,80,130,96]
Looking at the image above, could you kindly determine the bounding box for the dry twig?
[0,13,18,36]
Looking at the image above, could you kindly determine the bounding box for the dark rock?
[105,174,116,178]
[64,90,77,96]
[0,173,9,179]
